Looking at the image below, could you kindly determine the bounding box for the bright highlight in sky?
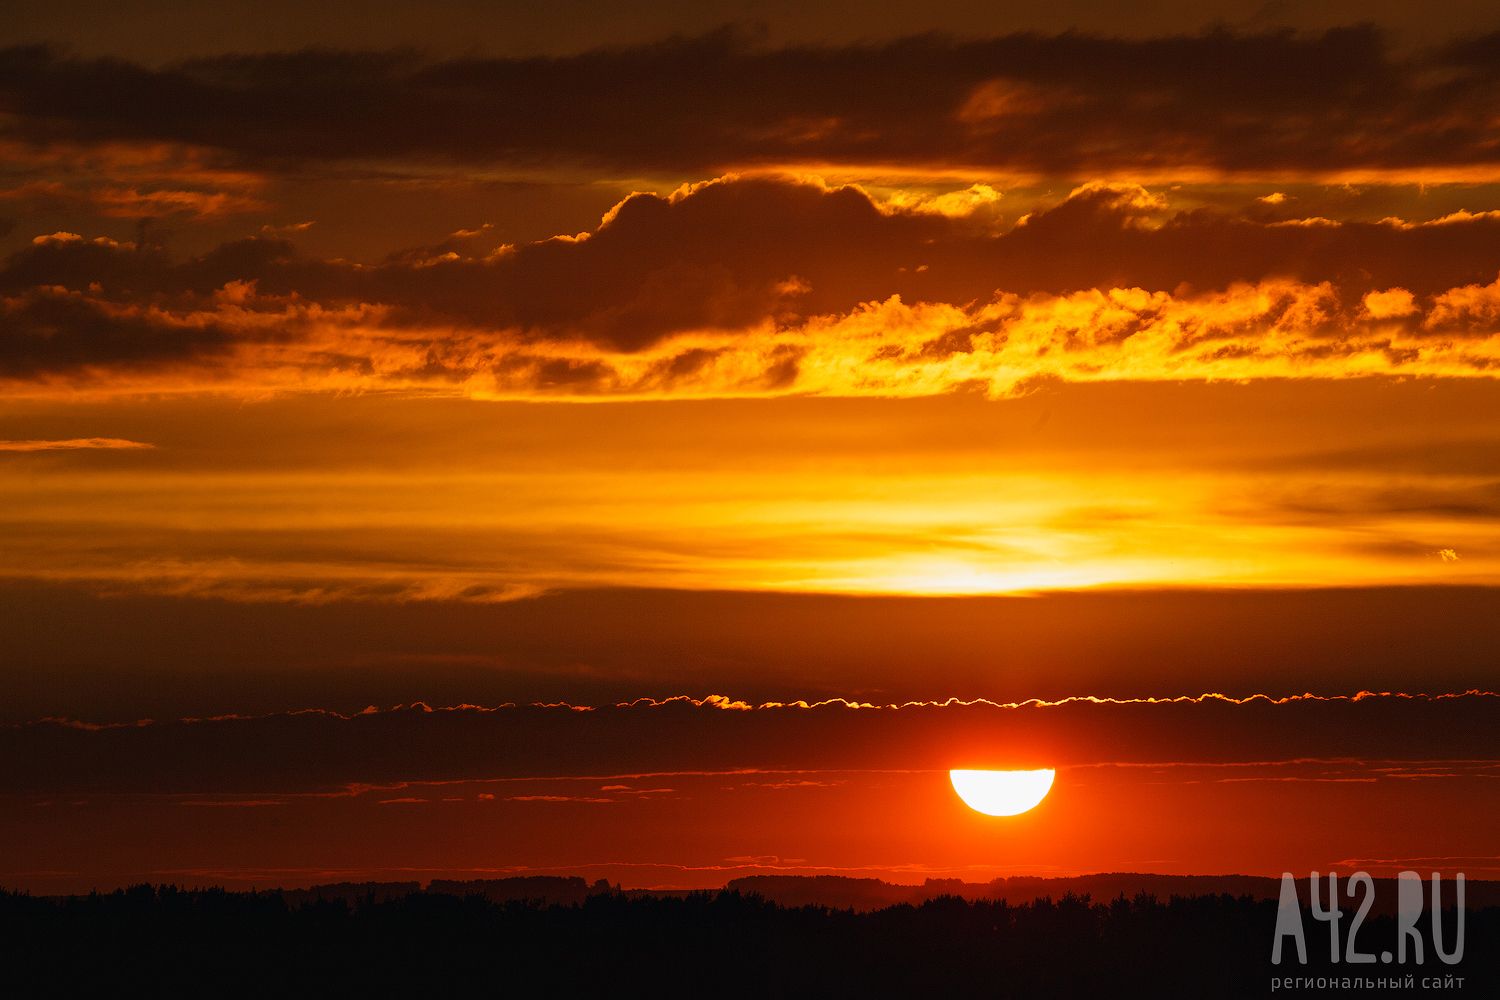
[949,768,1056,817]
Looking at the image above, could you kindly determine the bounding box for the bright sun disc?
[949,768,1056,816]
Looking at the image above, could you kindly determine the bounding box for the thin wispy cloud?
[0,437,153,451]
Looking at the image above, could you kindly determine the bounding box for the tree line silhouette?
[1,884,1492,997]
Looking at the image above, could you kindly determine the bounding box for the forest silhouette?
[2,881,1491,997]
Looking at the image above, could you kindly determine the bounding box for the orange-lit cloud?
[7,175,1500,400]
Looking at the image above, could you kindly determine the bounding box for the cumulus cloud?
[1362,287,1418,319]
[1426,274,1500,330]
[5,175,1500,397]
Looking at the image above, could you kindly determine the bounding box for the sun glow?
[949,768,1056,816]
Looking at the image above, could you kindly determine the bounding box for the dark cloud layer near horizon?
[2,582,1497,724]
[3,26,1500,177]
[4,694,1495,795]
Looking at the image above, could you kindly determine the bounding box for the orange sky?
[1,4,1497,891]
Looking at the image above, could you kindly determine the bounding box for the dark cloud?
[1263,480,1500,523]
[0,287,233,376]
[0,179,950,352]
[1269,439,1500,477]
[2,27,1496,177]
[0,233,295,296]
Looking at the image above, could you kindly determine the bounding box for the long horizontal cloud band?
[4,26,1500,177]
[6,176,1500,397]
[5,693,1495,794]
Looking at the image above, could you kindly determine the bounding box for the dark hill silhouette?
[258,871,1500,913]
[279,881,421,907]
[426,875,612,904]
[723,872,1500,915]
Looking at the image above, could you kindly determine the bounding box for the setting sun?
[949,768,1057,817]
